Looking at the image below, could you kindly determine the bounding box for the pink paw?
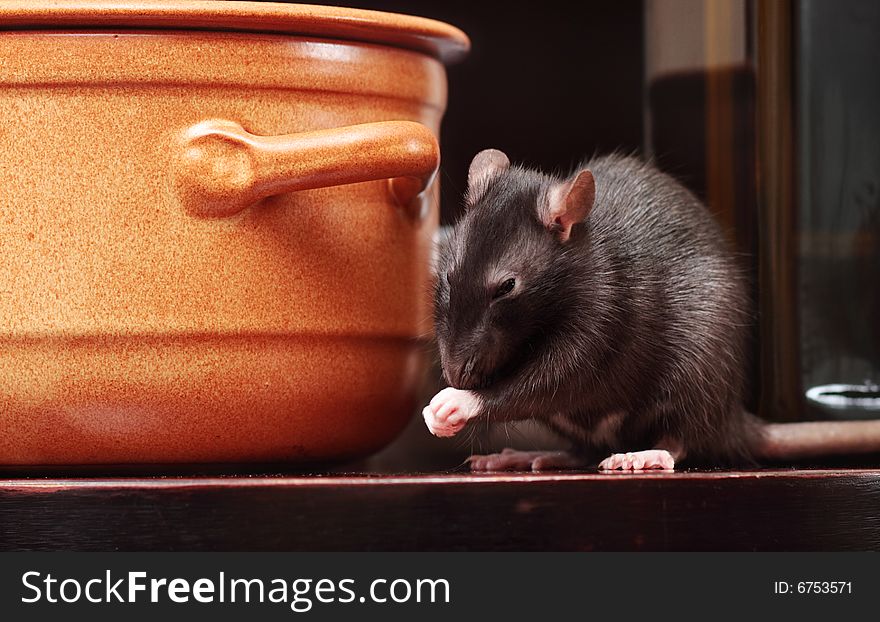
[469,449,585,472]
[598,449,675,471]
[422,387,481,438]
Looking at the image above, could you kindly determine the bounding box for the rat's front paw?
[422,387,481,438]
[598,449,675,471]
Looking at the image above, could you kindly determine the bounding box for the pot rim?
[0,0,470,63]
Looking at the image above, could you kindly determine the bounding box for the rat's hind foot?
[469,449,586,472]
[422,387,481,438]
[598,449,675,471]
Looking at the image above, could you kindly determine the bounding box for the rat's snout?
[440,325,507,390]
[446,353,476,389]
[443,350,495,390]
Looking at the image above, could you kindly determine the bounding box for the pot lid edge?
[0,0,471,63]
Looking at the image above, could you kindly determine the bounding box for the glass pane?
[797,0,880,419]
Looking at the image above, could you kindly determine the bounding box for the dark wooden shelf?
[2,468,880,551]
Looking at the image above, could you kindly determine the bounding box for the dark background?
[264,0,645,223]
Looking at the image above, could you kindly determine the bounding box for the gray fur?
[434,154,760,466]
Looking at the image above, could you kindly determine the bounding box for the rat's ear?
[543,169,596,242]
[466,149,510,205]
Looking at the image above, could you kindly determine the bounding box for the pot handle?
[173,119,440,219]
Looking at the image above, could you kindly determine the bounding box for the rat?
[422,149,880,471]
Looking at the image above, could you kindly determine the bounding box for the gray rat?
[422,149,880,470]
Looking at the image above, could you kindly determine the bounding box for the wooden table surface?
[2,467,880,551]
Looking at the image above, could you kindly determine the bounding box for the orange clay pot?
[0,1,469,465]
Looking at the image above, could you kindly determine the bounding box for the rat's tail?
[754,417,880,461]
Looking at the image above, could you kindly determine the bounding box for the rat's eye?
[493,277,516,299]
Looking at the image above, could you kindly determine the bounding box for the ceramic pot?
[0,1,468,465]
